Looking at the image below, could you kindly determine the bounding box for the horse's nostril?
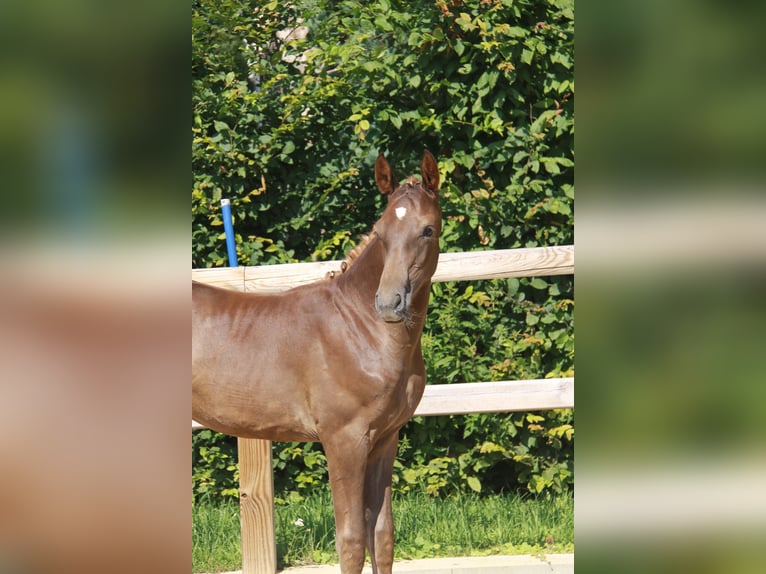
[394,293,403,309]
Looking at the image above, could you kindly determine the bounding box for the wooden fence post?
[238,438,277,574]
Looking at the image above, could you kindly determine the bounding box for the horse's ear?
[375,153,396,195]
[421,150,440,194]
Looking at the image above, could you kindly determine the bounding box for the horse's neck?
[336,236,430,341]
[336,235,384,309]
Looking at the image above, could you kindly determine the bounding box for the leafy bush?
[192,429,239,500]
[192,0,573,500]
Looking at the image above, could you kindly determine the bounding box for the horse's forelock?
[391,177,436,200]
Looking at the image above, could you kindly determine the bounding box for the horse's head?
[373,150,442,323]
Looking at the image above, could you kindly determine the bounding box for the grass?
[193,490,573,573]
[193,500,243,573]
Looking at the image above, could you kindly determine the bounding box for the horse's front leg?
[323,430,369,574]
[364,431,398,574]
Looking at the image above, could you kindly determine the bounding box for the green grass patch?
[193,490,573,573]
[192,499,243,573]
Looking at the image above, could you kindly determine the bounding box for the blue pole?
[220,198,239,267]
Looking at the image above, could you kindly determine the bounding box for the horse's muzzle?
[375,285,410,323]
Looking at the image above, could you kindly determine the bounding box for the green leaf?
[374,15,393,32]
[513,150,528,163]
[530,277,548,290]
[456,12,476,31]
[402,468,419,484]
[521,48,534,65]
[466,476,482,493]
[543,160,560,174]
[505,26,527,38]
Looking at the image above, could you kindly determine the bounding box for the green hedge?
[192,0,573,500]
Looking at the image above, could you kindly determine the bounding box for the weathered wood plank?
[433,246,574,283]
[191,266,245,291]
[414,378,574,417]
[190,245,574,293]
[237,438,276,574]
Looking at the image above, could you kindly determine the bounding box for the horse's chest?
[317,329,426,430]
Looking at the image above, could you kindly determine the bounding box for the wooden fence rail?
[192,245,575,574]
[191,245,573,292]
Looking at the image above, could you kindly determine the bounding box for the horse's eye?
[422,226,434,238]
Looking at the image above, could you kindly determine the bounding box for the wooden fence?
[192,245,575,574]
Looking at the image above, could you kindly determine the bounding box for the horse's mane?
[325,231,377,280]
